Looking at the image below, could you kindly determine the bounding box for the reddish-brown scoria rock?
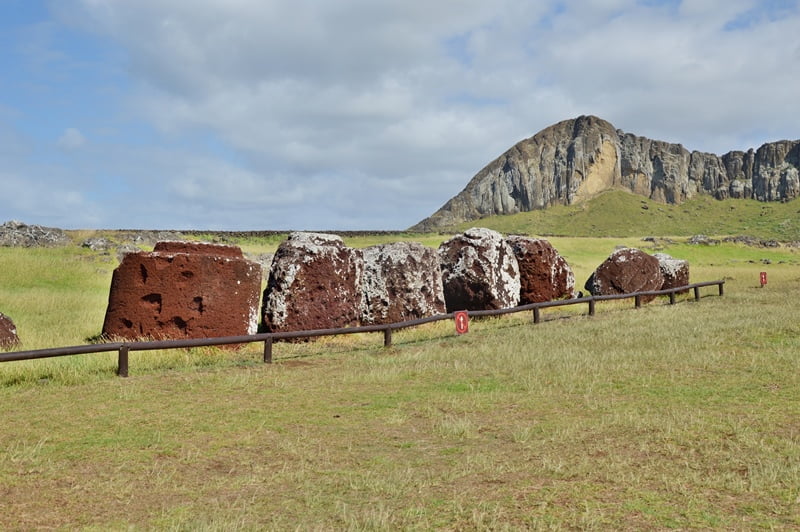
[654,253,690,292]
[584,248,664,303]
[438,227,520,312]
[506,236,575,303]
[261,232,364,333]
[360,241,445,325]
[153,240,244,257]
[101,241,262,342]
[0,312,20,349]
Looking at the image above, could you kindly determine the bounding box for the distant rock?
[0,313,20,349]
[438,228,520,312]
[722,235,780,248]
[687,235,720,245]
[654,253,690,292]
[507,236,575,303]
[122,231,184,247]
[411,115,800,231]
[360,241,445,325]
[584,248,664,303]
[261,232,364,333]
[82,237,114,251]
[115,243,142,263]
[102,241,262,342]
[0,220,70,247]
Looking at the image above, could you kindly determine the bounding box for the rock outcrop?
[654,253,690,292]
[411,115,800,231]
[584,248,664,303]
[360,242,445,325]
[507,236,575,303]
[261,232,364,333]
[102,241,262,342]
[0,313,20,349]
[438,228,520,312]
[0,220,70,247]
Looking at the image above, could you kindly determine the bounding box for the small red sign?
[454,311,469,334]
[760,272,767,286]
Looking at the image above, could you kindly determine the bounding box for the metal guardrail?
[0,280,724,377]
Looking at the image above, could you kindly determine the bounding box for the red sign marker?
[760,271,767,287]
[454,311,469,334]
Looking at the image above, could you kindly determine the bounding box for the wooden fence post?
[384,327,392,348]
[693,286,700,301]
[588,298,595,316]
[117,346,129,378]
[533,307,541,324]
[263,336,273,364]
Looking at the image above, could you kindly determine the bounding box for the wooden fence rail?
[0,280,724,377]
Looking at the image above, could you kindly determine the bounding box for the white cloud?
[25,0,799,230]
[0,170,99,227]
[57,128,87,149]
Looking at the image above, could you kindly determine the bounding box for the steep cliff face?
[411,115,800,231]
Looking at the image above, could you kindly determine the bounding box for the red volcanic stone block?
[584,248,664,303]
[0,312,20,349]
[438,227,520,312]
[102,242,262,342]
[153,240,244,257]
[262,232,364,333]
[360,241,445,325]
[654,253,690,292]
[506,236,575,303]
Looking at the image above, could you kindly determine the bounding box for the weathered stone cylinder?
[584,248,664,303]
[438,227,520,312]
[0,312,20,349]
[360,241,445,325]
[261,232,364,333]
[102,241,262,342]
[506,236,575,303]
[654,253,690,292]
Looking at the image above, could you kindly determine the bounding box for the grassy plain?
[2,193,800,529]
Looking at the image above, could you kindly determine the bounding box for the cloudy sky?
[1,0,798,230]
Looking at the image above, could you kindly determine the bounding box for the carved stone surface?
[261,232,364,333]
[584,248,664,303]
[507,236,575,303]
[0,313,20,349]
[654,253,690,292]
[102,242,262,342]
[412,115,800,231]
[153,240,244,257]
[360,241,445,325]
[438,227,520,312]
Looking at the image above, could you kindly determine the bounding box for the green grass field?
[2,193,800,529]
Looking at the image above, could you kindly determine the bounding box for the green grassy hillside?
[446,189,800,240]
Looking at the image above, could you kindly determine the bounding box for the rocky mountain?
[411,115,800,232]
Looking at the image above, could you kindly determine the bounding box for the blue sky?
[1,0,799,230]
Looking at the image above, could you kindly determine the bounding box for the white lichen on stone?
[653,253,687,277]
[439,227,520,309]
[262,232,364,330]
[360,241,445,323]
